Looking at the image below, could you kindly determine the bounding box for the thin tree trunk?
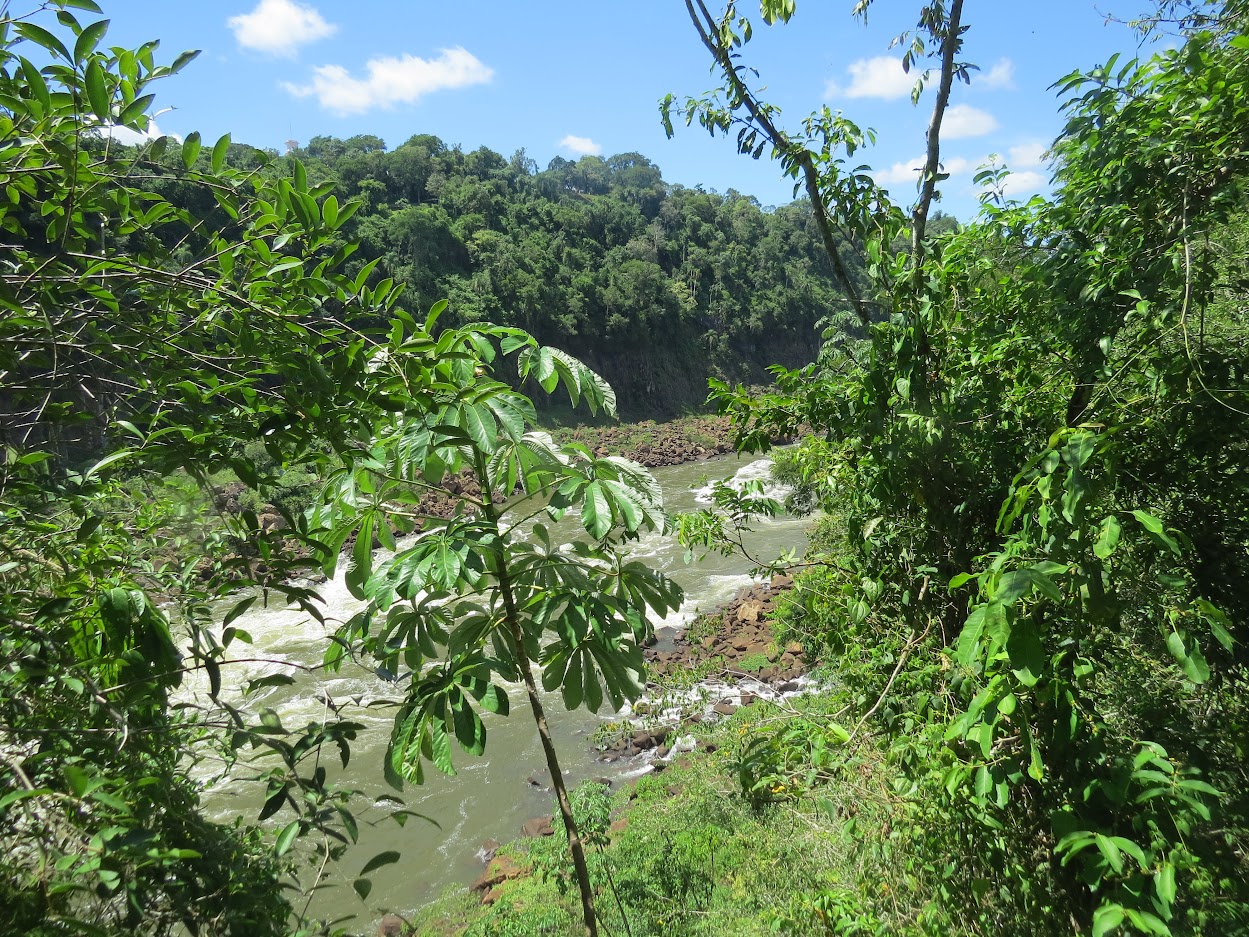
[477,456,599,937]
[685,0,873,328]
[911,0,966,264]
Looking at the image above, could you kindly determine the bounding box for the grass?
[403,692,970,937]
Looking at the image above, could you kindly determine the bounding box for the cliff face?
[563,324,822,419]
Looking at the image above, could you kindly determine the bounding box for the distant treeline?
[277,134,872,416]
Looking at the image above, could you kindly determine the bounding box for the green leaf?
[182,131,201,169]
[582,648,604,713]
[211,132,230,172]
[359,850,401,875]
[604,481,642,531]
[353,878,372,900]
[73,19,108,62]
[561,649,584,710]
[223,596,256,628]
[994,570,1032,605]
[1166,630,1210,683]
[274,820,300,856]
[14,23,71,61]
[1060,432,1096,470]
[1131,510,1181,556]
[346,512,375,600]
[118,92,155,126]
[956,604,990,667]
[452,698,485,755]
[581,481,612,540]
[1154,863,1177,906]
[478,683,509,716]
[1196,599,1234,651]
[948,571,976,590]
[1092,903,1125,937]
[0,788,53,811]
[1094,515,1122,559]
[1109,836,1147,870]
[1123,909,1170,935]
[1007,621,1046,687]
[168,49,201,75]
[459,403,497,452]
[19,58,51,113]
[258,785,288,821]
[247,673,296,691]
[429,720,454,775]
[84,59,108,120]
[1094,833,1123,874]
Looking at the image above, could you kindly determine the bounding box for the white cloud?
[942,104,998,139]
[1007,142,1047,169]
[100,120,180,145]
[559,134,601,156]
[826,56,923,101]
[996,169,1047,197]
[228,0,336,57]
[283,47,493,116]
[873,156,925,186]
[979,57,1015,90]
[874,154,972,187]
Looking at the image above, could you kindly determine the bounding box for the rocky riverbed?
[552,414,743,467]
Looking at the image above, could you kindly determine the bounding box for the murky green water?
[186,452,808,923]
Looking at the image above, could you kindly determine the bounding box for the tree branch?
[911,0,965,263]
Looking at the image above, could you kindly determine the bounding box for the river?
[186,451,807,923]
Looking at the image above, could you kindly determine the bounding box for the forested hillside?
[281,138,870,415]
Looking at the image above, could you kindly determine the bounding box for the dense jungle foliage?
[145,131,882,418]
[0,4,683,936]
[667,0,1249,934]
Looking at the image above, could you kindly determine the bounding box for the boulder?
[471,854,525,894]
[521,816,554,837]
[632,730,656,751]
[377,914,406,937]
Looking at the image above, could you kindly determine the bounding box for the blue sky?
[89,0,1165,220]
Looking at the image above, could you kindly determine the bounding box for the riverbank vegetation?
[669,1,1249,934]
[0,5,682,935]
[412,1,1249,934]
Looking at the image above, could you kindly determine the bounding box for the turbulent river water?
[186,451,808,922]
